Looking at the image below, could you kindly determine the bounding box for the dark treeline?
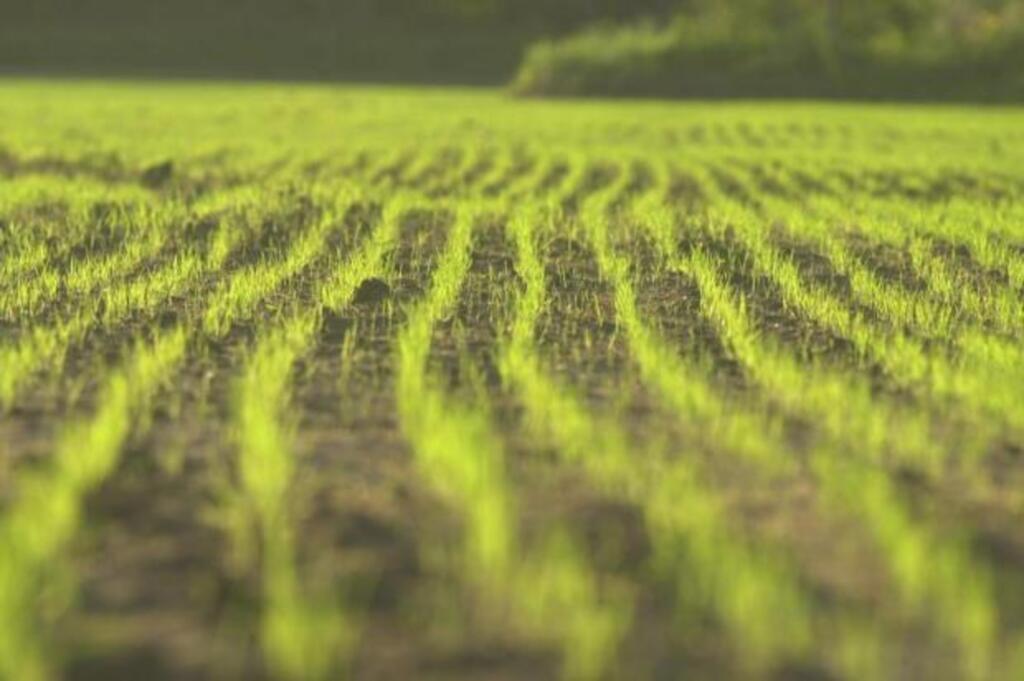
[512,0,1024,100]
[3,0,1022,99]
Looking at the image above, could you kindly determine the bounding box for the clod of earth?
[140,160,174,188]
[352,277,392,305]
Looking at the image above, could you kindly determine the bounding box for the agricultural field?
[1,80,1024,680]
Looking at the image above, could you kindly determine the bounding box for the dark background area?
[4,1,1021,99]
[0,0,671,84]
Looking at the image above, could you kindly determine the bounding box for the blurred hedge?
[511,0,1024,101]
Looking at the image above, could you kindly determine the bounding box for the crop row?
[1,140,1022,679]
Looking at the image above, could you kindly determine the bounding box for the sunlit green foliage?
[512,0,1024,99]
